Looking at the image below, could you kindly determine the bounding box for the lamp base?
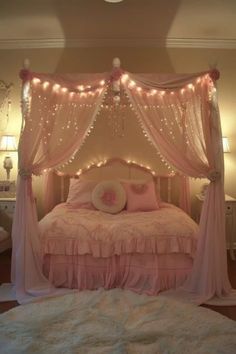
[5,169,10,180]
[3,156,13,180]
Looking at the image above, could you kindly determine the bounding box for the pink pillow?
[66,179,97,209]
[122,180,159,212]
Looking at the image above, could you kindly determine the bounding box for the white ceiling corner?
[0,0,236,50]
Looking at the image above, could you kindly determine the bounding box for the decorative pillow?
[122,179,159,212]
[92,180,126,214]
[66,178,98,209]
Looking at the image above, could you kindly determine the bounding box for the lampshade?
[0,135,17,151]
[104,0,123,2]
[222,137,230,153]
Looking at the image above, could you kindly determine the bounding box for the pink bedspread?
[39,203,198,258]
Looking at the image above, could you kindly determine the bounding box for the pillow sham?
[121,179,159,212]
[66,178,97,209]
[92,180,126,214]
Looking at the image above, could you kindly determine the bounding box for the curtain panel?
[123,71,231,300]
[12,73,107,303]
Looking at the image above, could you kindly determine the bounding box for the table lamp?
[0,135,17,180]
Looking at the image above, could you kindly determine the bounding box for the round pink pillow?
[92,180,126,214]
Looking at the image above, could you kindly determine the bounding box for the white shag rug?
[0,288,236,354]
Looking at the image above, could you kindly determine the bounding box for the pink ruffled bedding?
[43,253,193,295]
[39,203,198,293]
[39,203,198,258]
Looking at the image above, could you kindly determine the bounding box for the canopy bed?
[39,158,198,295]
[9,58,234,304]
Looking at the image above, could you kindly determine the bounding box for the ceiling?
[0,0,236,49]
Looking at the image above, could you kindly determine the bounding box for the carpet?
[0,288,236,353]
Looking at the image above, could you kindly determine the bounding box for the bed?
[39,163,199,295]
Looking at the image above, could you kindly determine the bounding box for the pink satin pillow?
[66,179,97,209]
[122,180,159,212]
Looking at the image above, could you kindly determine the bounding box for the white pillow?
[66,178,97,209]
[92,180,126,214]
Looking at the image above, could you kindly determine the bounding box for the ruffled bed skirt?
[42,236,196,258]
[43,253,193,295]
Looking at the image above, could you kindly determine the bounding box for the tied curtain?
[11,68,232,304]
[11,73,107,303]
[123,72,231,299]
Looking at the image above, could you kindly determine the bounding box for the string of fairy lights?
[27,71,215,177]
[55,157,175,178]
[31,71,213,100]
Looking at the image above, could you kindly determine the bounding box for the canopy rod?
[23,58,30,70]
[20,58,31,135]
[112,57,121,68]
[111,57,122,97]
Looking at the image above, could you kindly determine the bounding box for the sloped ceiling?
[0,0,236,48]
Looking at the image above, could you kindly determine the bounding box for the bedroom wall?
[0,47,235,218]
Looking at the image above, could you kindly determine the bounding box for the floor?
[1,249,236,320]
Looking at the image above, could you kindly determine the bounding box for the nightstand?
[195,194,236,260]
[0,197,16,217]
[0,226,10,253]
[0,197,16,252]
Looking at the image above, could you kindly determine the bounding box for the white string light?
[77,85,84,91]
[31,77,108,99]
[31,72,212,105]
[55,157,175,178]
[121,73,129,83]
[30,71,214,179]
[53,84,108,171]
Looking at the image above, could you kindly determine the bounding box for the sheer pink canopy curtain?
[122,70,232,301]
[11,72,107,303]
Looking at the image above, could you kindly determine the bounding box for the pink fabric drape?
[183,92,231,299]
[179,176,191,215]
[11,67,232,304]
[11,176,53,303]
[12,73,107,303]
[43,170,57,214]
[123,71,231,300]
[124,72,212,177]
